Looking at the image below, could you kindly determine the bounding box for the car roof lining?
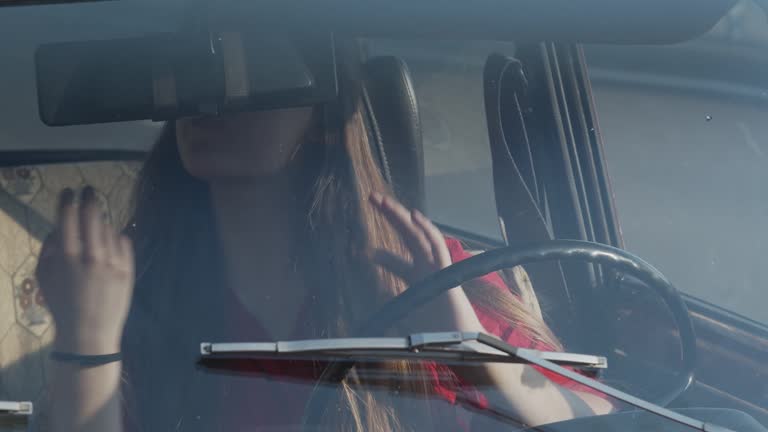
[0,0,739,45]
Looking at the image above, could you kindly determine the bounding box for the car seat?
[362,56,426,212]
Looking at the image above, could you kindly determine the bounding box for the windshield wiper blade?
[473,335,736,432]
[201,332,734,432]
[200,331,607,370]
[0,401,33,416]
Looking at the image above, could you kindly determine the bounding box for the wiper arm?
[475,335,734,432]
[202,332,734,432]
[200,331,607,370]
[0,400,33,416]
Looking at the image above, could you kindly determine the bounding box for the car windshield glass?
[0,1,766,432]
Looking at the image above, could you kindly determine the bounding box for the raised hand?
[369,192,484,333]
[36,186,135,354]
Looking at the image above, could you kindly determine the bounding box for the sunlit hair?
[122,39,561,432]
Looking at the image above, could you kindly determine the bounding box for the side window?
[0,161,139,424]
[367,40,517,240]
[586,0,768,323]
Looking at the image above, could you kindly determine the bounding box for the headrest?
[362,56,425,212]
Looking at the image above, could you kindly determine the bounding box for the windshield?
[0,1,766,432]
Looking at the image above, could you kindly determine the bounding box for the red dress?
[219,238,605,431]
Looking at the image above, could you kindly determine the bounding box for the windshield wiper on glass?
[0,400,33,416]
[201,332,735,432]
[200,331,607,370]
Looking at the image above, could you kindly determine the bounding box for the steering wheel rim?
[302,240,696,426]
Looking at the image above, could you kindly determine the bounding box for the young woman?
[36,41,613,432]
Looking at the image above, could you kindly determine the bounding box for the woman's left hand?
[369,192,485,333]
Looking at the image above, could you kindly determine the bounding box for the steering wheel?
[302,240,697,426]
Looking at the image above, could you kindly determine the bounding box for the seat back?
[362,56,426,211]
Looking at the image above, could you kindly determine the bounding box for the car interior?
[0,43,708,429]
[0,50,428,410]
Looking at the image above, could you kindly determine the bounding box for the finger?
[36,233,58,293]
[80,186,104,261]
[38,232,56,259]
[371,249,414,283]
[56,188,80,256]
[117,235,135,268]
[411,209,452,267]
[102,222,116,262]
[370,193,433,263]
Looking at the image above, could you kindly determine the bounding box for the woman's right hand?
[35,186,135,355]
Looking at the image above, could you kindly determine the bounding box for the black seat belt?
[483,53,575,331]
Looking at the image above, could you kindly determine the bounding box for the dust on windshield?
[0,1,766,432]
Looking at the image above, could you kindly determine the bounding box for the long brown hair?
[122,39,561,432]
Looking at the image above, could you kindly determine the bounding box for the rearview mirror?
[35,31,337,126]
